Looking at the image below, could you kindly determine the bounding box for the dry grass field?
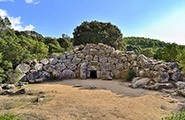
[0,80,181,120]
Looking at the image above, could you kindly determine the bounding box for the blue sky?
[0,0,185,45]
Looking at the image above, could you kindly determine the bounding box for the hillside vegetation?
[0,16,72,83]
[1,16,185,83]
[124,37,185,72]
[124,37,168,57]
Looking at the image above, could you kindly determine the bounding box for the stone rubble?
[14,43,185,97]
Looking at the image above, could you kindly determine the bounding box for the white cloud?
[0,9,35,31]
[25,0,40,5]
[0,0,14,2]
[24,24,35,31]
[134,8,185,45]
[0,9,8,17]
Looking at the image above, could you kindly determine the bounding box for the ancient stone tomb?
[18,43,137,82]
[18,43,184,84]
[73,43,135,80]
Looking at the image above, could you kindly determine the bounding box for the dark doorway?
[90,70,97,78]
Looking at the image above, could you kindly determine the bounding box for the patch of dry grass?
[0,83,179,120]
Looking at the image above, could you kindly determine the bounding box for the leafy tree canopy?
[73,21,124,50]
[124,37,168,49]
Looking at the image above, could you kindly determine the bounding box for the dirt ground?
[0,79,183,120]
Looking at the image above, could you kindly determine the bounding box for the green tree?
[0,16,11,29]
[73,21,123,50]
[154,43,179,62]
[0,53,2,63]
[3,38,25,66]
[124,37,168,49]
[43,37,64,54]
[32,41,49,59]
[57,34,73,51]
[0,16,5,28]
[139,48,156,57]
[177,49,185,72]
[126,45,141,52]
[3,17,11,27]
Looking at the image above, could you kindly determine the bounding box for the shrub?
[119,70,129,82]
[126,69,136,81]
[0,113,19,120]
[0,76,6,83]
[162,111,185,120]
[5,69,22,84]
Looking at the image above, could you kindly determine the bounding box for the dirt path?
[0,79,182,120]
[54,79,156,97]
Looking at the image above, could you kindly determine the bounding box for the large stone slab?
[16,63,30,73]
[57,69,76,79]
[40,58,49,65]
[80,63,87,79]
[131,77,151,88]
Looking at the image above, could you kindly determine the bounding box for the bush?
[0,113,19,120]
[5,69,22,84]
[0,76,6,83]
[126,69,136,81]
[162,111,185,120]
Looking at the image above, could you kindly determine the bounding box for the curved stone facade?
[18,43,185,84]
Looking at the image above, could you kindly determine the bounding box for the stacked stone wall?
[17,43,184,84]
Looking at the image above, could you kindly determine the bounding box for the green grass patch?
[0,113,20,120]
[162,111,185,120]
